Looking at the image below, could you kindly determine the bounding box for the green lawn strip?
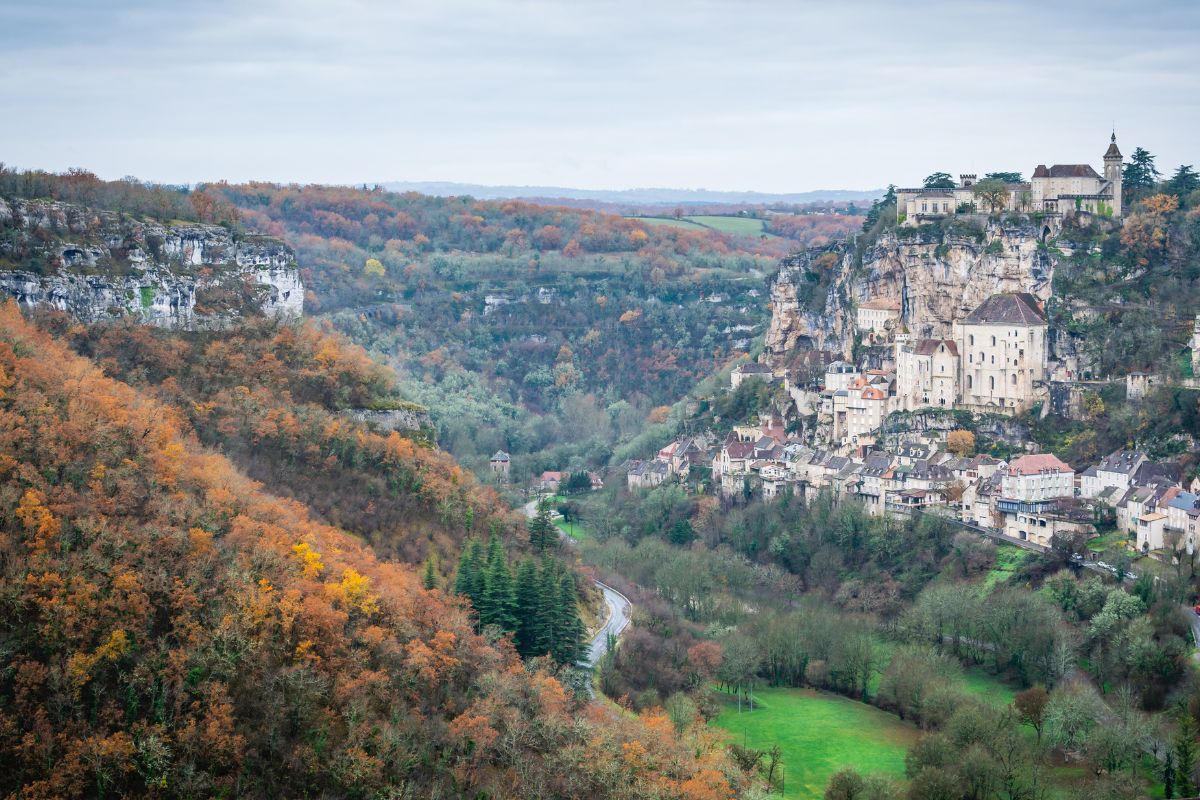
[1086,530,1129,553]
[712,687,920,799]
[553,516,587,541]
[684,215,766,235]
[981,544,1031,591]
[955,666,1019,706]
[626,216,708,230]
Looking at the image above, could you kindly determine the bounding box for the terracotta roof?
[1007,454,1072,476]
[1032,165,1049,178]
[913,338,959,356]
[859,298,901,311]
[964,293,1046,325]
[861,387,886,400]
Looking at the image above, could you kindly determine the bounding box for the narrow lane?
[521,498,631,668]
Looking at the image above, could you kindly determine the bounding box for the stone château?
[895,133,1123,225]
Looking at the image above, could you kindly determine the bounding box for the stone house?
[958,293,1048,413]
[489,450,511,476]
[730,361,776,390]
[856,298,901,339]
[894,337,959,411]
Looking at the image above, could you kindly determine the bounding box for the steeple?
[1104,131,1122,160]
[1103,131,1123,217]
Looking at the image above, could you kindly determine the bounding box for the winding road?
[521,498,632,668]
[1182,604,1200,664]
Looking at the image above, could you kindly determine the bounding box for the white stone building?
[856,298,901,337]
[894,338,959,411]
[896,133,1123,225]
[958,293,1048,413]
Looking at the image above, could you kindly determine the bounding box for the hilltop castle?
[896,133,1123,225]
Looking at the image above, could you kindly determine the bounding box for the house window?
[1011,374,1017,385]
[989,376,995,391]
[969,335,974,346]
[967,375,973,389]
[991,336,996,346]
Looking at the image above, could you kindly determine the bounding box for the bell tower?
[1104,131,1123,217]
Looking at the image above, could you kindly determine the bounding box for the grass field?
[1087,529,1128,553]
[957,667,1019,706]
[627,214,782,238]
[684,215,767,235]
[712,687,920,799]
[553,517,587,541]
[981,544,1031,591]
[627,216,708,230]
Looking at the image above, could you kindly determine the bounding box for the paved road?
[1182,604,1200,663]
[521,498,632,668]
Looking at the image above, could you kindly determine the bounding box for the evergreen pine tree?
[453,538,484,606]
[481,535,518,631]
[421,553,438,591]
[552,571,586,666]
[668,518,695,546]
[532,557,561,657]
[1166,164,1199,200]
[528,507,557,552]
[513,558,540,657]
[1124,147,1161,196]
[1163,751,1176,800]
[1176,713,1197,798]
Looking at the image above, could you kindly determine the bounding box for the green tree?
[480,534,518,631]
[1166,165,1199,200]
[971,178,1010,214]
[552,571,586,665]
[1176,712,1197,798]
[923,172,956,189]
[985,171,1023,183]
[513,558,541,656]
[421,553,438,591]
[668,518,695,546]
[453,537,485,604]
[528,507,557,552]
[1123,147,1161,196]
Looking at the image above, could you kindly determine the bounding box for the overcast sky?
[1,0,1197,192]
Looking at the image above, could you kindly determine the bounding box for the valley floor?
[712,686,919,799]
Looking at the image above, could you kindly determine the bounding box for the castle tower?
[1104,132,1123,217]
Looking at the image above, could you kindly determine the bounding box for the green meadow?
[712,687,920,799]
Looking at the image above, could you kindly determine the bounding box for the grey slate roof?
[964,293,1046,325]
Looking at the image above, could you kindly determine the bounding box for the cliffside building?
[896,133,1123,225]
[894,337,959,411]
[856,298,901,338]
[957,293,1048,413]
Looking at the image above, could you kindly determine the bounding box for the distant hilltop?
[379,181,884,206]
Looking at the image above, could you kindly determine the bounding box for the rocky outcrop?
[765,220,1059,362]
[0,197,303,325]
[346,405,434,435]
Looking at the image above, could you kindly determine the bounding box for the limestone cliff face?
[0,197,303,325]
[765,221,1059,362]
